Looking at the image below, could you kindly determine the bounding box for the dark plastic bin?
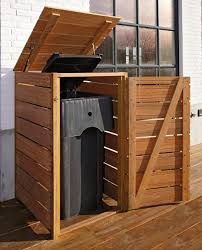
[60,94,113,219]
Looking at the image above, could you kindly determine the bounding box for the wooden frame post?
[182,78,190,201]
[52,74,60,239]
[128,78,137,210]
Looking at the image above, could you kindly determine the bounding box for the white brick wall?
[181,0,202,145]
[182,0,202,105]
[0,0,89,130]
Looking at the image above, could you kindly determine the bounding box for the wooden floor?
[0,144,202,249]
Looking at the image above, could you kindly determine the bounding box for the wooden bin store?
[14,7,190,239]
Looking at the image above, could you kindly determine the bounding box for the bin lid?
[14,7,120,72]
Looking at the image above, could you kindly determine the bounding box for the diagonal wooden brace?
[135,78,184,207]
[25,13,60,71]
[82,20,113,55]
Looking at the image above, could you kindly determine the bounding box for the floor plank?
[0,144,202,249]
[93,197,202,250]
[152,222,202,250]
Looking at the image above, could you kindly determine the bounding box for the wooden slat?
[16,101,52,129]
[139,186,182,207]
[16,117,52,150]
[105,133,118,151]
[136,101,182,120]
[16,150,52,191]
[41,7,119,26]
[136,152,182,172]
[104,149,118,167]
[103,164,117,185]
[79,82,118,99]
[135,78,184,207]
[15,72,51,88]
[136,119,182,137]
[16,167,51,210]
[136,84,176,103]
[16,184,51,230]
[34,19,98,35]
[38,44,83,55]
[182,78,190,201]
[87,77,120,84]
[16,84,52,108]
[134,77,179,84]
[136,136,183,156]
[104,167,182,190]
[137,170,182,190]
[16,133,52,170]
[103,179,118,201]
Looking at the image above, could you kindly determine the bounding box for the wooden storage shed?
[14,7,190,239]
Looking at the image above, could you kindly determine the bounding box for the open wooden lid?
[14,7,120,72]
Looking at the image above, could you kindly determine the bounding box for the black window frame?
[91,0,179,76]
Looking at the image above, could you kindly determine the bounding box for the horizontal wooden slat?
[103,179,118,201]
[41,7,119,26]
[105,133,118,151]
[136,152,182,172]
[16,101,52,129]
[16,184,51,230]
[16,150,52,191]
[16,133,52,170]
[15,72,51,88]
[79,82,118,99]
[132,77,180,84]
[16,117,52,150]
[136,136,183,156]
[38,44,83,54]
[45,33,93,45]
[136,101,182,120]
[16,167,51,210]
[16,84,52,108]
[104,149,118,167]
[136,84,176,103]
[87,77,119,84]
[103,166,182,190]
[34,20,98,35]
[103,164,117,185]
[137,170,182,190]
[140,186,182,207]
[136,119,182,137]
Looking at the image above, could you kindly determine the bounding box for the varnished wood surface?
[0,144,202,249]
[14,7,120,71]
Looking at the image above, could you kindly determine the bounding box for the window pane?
[159,0,174,28]
[139,0,156,25]
[139,68,158,76]
[160,68,176,76]
[116,26,137,64]
[96,31,113,64]
[139,28,157,65]
[117,67,137,76]
[159,30,175,65]
[116,0,136,22]
[89,0,113,15]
